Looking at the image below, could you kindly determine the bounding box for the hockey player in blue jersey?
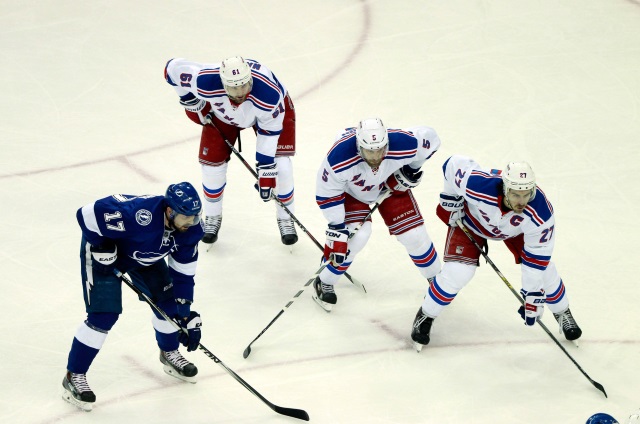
[165,56,298,246]
[62,182,205,411]
[410,155,582,351]
[314,118,442,311]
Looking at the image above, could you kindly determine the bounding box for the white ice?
[1,1,639,423]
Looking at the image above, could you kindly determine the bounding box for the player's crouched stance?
[411,155,582,351]
[314,118,442,312]
[62,182,205,411]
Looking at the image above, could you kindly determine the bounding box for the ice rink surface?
[1,0,639,422]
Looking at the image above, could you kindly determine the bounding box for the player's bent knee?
[395,225,431,250]
[438,261,476,292]
[201,162,228,178]
[87,312,119,332]
[347,221,372,256]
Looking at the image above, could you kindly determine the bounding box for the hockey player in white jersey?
[314,118,442,311]
[410,155,582,350]
[164,56,297,245]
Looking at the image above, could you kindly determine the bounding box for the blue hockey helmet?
[165,182,202,225]
[586,413,619,424]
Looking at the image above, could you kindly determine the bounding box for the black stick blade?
[243,345,251,359]
[593,381,607,398]
[273,406,310,421]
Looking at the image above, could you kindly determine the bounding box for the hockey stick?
[215,126,367,293]
[455,219,607,398]
[115,270,310,421]
[243,190,391,359]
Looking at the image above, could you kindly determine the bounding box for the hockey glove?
[256,162,277,202]
[386,165,423,192]
[324,223,349,265]
[90,243,118,275]
[179,93,212,125]
[436,192,465,227]
[177,311,202,352]
[518,289,545,326]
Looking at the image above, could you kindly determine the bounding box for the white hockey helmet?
[356,118,388,151]
[502,161,536,201]
[356,118,388,167]
[220,56,252,87]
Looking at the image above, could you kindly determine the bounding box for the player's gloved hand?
[324,223,349,265]
[437,192,465,227]
[179,93,212,125]
[177,311,202,352]
[256,162,277,202]
[518,289,545,326]
[90,243,118,275]
[385,165,423,192]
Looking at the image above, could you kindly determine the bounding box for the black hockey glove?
[177,311,202,352]
[386,165,423,192]
[90,243,118,275]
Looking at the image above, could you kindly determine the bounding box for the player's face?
[172,212,201,232]
[505,189,533,213]
[224,79,253,104]
[360,148,386,168]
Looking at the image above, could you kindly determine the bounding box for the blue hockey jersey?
[77,194,204,301]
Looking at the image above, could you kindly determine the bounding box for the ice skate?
[411,307,434,352]
[202,215,222,249]
[312,277,337,312]
[277,217,298,247]
[159,349,198,383]
[61,371,96,411]
[553,307,582,346]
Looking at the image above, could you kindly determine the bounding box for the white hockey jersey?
[164,58,288,163]
[316,126,440,225]
[443,155,557,292]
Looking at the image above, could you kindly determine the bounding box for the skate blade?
[571,339,580,347]
[311,294,333,313]
[62,391,93,412]
[163,365,197,384]
[413,342,424,353]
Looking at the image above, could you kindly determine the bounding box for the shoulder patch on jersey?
[135,209,153,226]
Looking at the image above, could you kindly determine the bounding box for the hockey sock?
[66,313,117,374]
[421,262,475,317]
[541,262,570,313]
[201,163,227,216]
[152,298,179,351]
[396,226,441,279]
[275,157,295,219]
